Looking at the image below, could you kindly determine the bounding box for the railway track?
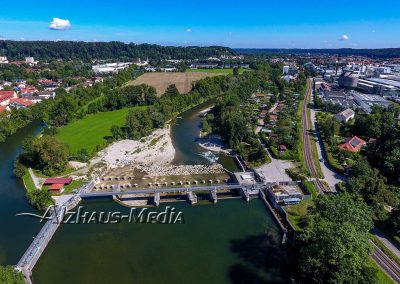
[371,241,400,283]
[301,79,331,193]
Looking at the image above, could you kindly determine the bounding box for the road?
[310,102,346,188]
[301,79,331,193]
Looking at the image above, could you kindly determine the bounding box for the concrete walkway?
[28,168,42,190]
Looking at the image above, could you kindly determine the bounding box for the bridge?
[15,180,96,283]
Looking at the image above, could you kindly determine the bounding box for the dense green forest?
[0,41,234,61]
[236,48,400,59]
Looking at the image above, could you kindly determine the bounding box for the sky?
[0,0,399,48]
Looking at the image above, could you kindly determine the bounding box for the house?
[339,136,366,152]
[335,108,355,123]
[269,114,278,123]
[0,91,17,106]
[270,133,278,142]
[278,144,287,154]
[0,105,10,114]
[255,93,267,99]
[44,177,73,185]
[259,110,268,118]
[48,184,64,194]
[9,98,34,109]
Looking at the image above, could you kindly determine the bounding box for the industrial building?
[357,77,400,97]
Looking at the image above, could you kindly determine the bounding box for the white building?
[25,57,37,65]
[283,65,290,75]
[92,62,132,74]
[0,56,8,64]
[335,108,355,123]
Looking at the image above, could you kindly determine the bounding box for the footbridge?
[15,179,96,283]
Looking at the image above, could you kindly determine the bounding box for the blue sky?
[0,0,399,48]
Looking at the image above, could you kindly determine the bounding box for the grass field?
[125,71,225,96]
[284,199,314,231]
[369,259,395,284]
[56,107,145,154]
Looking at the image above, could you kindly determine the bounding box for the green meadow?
[56,107,146,154]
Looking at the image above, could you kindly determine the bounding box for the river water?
[0,121,44,265]
[0,104,288,283]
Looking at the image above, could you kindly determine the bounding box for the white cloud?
[49,18,71,30]
[186,28,192,33]
[339,34,349,41]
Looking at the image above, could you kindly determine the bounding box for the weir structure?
[15,175,292,283]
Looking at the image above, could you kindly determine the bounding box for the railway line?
[371,241,400,283]
[301,79,331,193]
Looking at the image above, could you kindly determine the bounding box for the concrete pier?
[241,187,250,202]
[210,189,218,203]
[187,191,198,205]
[154,192,160,206]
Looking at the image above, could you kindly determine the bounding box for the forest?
[236,48,400,59]
[0,41,234,61]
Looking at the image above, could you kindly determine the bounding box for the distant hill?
[235,48,400,59]
[0,40,234,61]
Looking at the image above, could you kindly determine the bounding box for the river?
[0,121,44,265]
[171,100,239,172]
[0,104,289,283]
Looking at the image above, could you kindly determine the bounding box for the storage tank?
[338,71,359,89]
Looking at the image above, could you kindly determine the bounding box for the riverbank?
[89,124,225,177]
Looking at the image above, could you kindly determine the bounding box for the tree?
[26,189,53,210]
[346,160,397,220]
[125,108,152,139]
[20,136,70,176]
[0,265,25,284]
[233,67,239,76]
[299,194,376,284]
[49,94,78,126]
[110,125,125,139]
[13,160,26,178]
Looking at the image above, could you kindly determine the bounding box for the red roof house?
[9,98,34,108]
[0,91,16,105]
[0,105,9,113]
[339,136,366,152]
[278,145,287,153]
[48,184,64,193]
[44,177,73,185]
[259,110,268,118]
[269,114,278,122]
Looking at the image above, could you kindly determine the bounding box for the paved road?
[309,99,346,188]
[372,227,400,259]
